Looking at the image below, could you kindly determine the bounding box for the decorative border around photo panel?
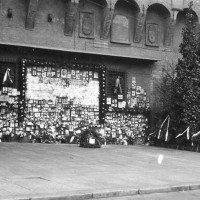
[22,59,107,125]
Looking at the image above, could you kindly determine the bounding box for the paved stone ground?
[0,143,200,200]
[93,190,200,200]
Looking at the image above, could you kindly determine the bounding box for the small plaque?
[79,12,94,39]
[146,23,159,47]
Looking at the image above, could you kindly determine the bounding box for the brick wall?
[0,0,199,105]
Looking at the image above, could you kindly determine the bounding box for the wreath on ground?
[79,127,101,148]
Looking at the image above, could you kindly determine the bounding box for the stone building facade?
[0,0,199,143]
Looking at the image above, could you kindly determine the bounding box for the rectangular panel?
[145,23,159,47]
[107,71,125,99]
[25,0,38,30]
[26,64,100,129]
[64,13,75,36]
[134,14,145,43]
[111,14,130,44]
[79,12,94,39]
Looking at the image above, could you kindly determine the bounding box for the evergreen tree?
[173,2,200,133]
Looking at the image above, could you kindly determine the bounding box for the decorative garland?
[19,59,27,123]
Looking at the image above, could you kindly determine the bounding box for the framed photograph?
[118,102,122,108]
[61,69,67,78]
[76,73,80,79]
[47,72,51,77]
[118,94,123,100]
[37,67,42,72]
[93,72,98,79]
[42,72,46,77]
[2,87,8,94]
[127,93,131,99]
[71,70,75,75]
[56,73,61,78]
[62,108,71,121]
[89,71,93,76]
[26,126,31,132]
[32,70,37,76]
[27,67,32,74]
[37,71,42,76]
[83,71,88,77]
[51,71,56,77]
[136,86,141,94]
[67,73,72,79]
[132,81,136,89]
[57,97,62,103]
[131,90,136,97]
[69,125,74,132]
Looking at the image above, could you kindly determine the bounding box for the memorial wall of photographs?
[0,59,150,145]
[23,59,106,135]
[0,61,26,140]
[105,75,150,144]
[0,87,21,139]
[105,113,148,144]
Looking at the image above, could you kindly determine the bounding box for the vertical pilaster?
[64,0,79,36]
[134,13,146,43]
[25,0,38,30]
[164,18,173,47]
[100,7,114,40]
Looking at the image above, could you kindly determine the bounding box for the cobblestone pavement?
[0,143,200,200]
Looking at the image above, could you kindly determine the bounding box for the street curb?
[31,193,94,200]
[92,189,139,199]
[3,184,200,200]
[138,185,190,195]
[189,184,200,190]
